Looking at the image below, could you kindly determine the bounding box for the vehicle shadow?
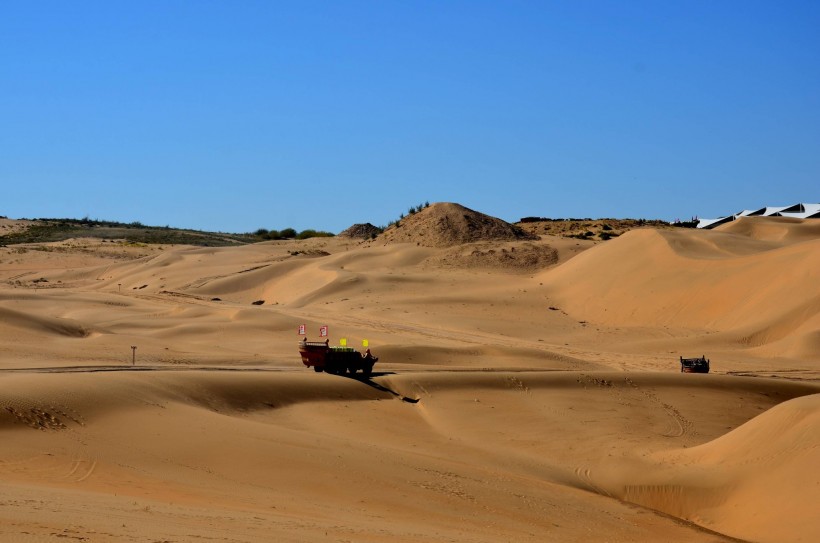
[342,372,420,403]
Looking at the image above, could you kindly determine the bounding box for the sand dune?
[604,392,820,543]
[542,225,820,361]
[1,213,819,541]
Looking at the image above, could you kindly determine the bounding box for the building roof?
[697,203,820,229]
[773,203,820,219]
[748,206,790,216]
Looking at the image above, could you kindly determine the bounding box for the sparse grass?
[1,216,342,247]
[408,202,428,215]
[385,201,430,229]
[1,218,256,247]
[518,217,673,242]
[295,229,335,240]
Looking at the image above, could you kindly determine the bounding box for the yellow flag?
[362,339,369,347]
[340,338,347,346]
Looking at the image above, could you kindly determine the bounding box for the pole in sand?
[131,346,137,366]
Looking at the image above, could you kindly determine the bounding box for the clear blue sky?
[2,1,818,233]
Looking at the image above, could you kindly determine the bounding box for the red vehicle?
[299,339,378,376]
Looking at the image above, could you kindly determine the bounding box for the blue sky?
[2,1,818,233]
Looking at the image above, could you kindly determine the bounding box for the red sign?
[298,324,306,335]
[319,325,328,338]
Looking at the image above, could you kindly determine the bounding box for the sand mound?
[425,241,559,272]
[541,226,820,356]
[0,218,36,236]
[379,202,537,247]
[338,223,381,239]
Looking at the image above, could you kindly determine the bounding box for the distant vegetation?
[252,228,335,241]
[0,218,257,246]
[515,217,689,242]
[0,217,334,247]
[295,229,335,240]
[520,216,697,230]
[671,219,699,228]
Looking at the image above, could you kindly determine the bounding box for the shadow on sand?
[342,372,420,403]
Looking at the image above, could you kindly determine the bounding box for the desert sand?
[1,204,818,542]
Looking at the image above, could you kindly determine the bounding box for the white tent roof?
[774,203,820,219]
[696,203,820,228]
[748,206,790,216]
[697,216,735,229]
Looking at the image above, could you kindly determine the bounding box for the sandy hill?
[337,222,381,239]
[378,202,537,247]
[541,219,820,360]
[0,217,36,236]
[597,389,820,543]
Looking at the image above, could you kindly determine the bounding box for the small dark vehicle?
[299,339,378,377]
[680,355,710,373]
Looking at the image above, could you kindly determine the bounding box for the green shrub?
[296,229,335,240]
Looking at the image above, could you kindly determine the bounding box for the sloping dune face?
[2,213,820,542]
[602,392,820,543]
[718,215,820,243]
[542,221,820,360]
